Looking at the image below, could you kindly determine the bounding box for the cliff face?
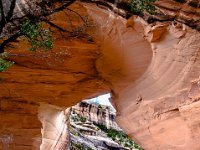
[72,101,120,130]
[0,3,110,149]
[69,101,140,150]
[1,0,200,150]
[155,0,200,30]
[85,2,200,149]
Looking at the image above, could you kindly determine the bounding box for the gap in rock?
[69,93,143,150]
[86,93,114,110]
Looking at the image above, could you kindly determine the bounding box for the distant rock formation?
[72,101,120,130]
[1,0,200,149]
[69,101,142,150]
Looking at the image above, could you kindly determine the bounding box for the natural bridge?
[1,0,200,149]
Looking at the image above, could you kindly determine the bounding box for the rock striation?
[0,3,110,149]
[84,2,200,150]
[72,101,120,130]
[1,0,200,150]
[69,101,140,150]
[154,0,200,30]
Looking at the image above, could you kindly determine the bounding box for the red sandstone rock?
[1,1,200,150]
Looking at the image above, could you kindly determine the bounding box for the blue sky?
[87,93,113,108]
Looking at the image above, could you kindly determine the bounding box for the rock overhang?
[1,1,200,149]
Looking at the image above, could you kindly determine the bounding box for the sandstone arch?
[1,1,200,150]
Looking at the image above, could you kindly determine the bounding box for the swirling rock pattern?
[1,0,200,149]
[84,3,200,149]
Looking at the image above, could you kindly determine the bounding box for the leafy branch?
[0,53,14,71]
[20,20,53,51]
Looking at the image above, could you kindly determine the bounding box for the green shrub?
[0,53,14,72]
[20,20,53,51]
[98,105,103,109]
[0,20,53,71]
[130,0,156,14]
[94,123,142,149]
[80,116,87,123]
[0,58,14,71]
[75,143,83,149]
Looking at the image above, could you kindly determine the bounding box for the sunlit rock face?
[0,2,110,107]
[72,101,120,130]
[1,0,200,149]
[39,104,70,150]
[85,2,200,150]
[0,3,110,149]
[69,101,139,150]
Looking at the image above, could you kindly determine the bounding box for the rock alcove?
[1,0,200,150]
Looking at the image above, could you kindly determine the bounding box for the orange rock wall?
[0,3,109,149]
[155,0,200,30]
[85,2,200,149]
[1,1,200,150]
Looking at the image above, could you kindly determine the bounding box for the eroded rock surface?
[1,0,200,150]
[0,3,110,149]
[72,101,120,130]
[39,104,70,150]
[155,0,200,30]
[69,101,139,150]
[85,3,200,150]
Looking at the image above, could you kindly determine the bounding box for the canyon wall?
[85,2,200,149]
[0,3,110,149]
[69,101,139,150]
[72,101,120,130]
[1,0,200,149]
[154,0,200,30]
[39,104,70,150]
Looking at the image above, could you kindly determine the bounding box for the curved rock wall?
[0,3,110,149]
[1,1,200,149]
[84,3,200,149]
[39,104,70,150]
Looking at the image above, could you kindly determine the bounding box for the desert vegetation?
[0,0,157,71]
